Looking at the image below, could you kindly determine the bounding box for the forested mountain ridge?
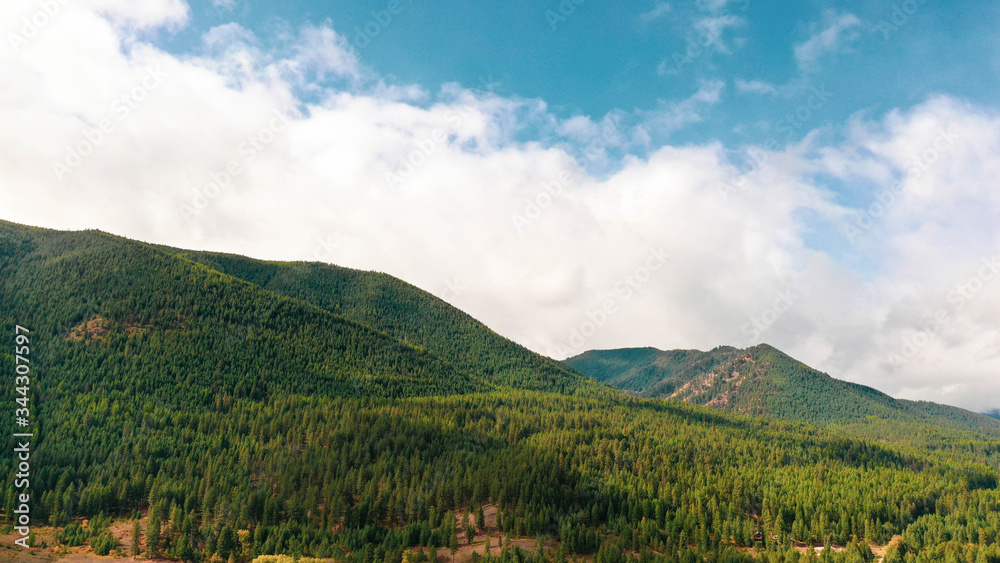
[161,248,589,394]
[2,219,1000,563]
[562,346,742,397]
[0,221,486,401]
[0,219,594,398]
[566,344,1000,431]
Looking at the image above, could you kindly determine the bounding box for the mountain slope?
[564,346,742,397]
[2,221,1000,563]
[567,343,1000,431]
[0,221,486,402]
[164,248,590,393]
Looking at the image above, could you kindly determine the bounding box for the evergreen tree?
[131,520,143,557]
[146,515,160,558]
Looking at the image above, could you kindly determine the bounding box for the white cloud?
[694,14,746,54]
[3,0,1000,413]
[213,0,238,11]
[292,23,362,80]
[794,12,862,71]
[696,0,745,15]
[735,79,778,95]
[203,22,256,51]
[642,80,725,135]
[85,0,189,29]
[640,2,672,23]
[195,22,361,91]
[654,0,746,73]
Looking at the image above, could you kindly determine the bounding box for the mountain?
[566,343,1000,431]
[163,247,588,393]
[0,222,480,402]
[0,220,591,402]
[988,410,1000,420]
[2,220,1000,563]
[562,346,742,397]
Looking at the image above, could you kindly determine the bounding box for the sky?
[3,0,1000,412]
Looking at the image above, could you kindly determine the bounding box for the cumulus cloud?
[3,0,1000,412]
[86,0,189,29]
[291,23,362,81]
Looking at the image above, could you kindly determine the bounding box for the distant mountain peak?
[566,344,1000,432]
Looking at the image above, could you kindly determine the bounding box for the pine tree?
[131,520,143,557]
[476,505,486,532]
[146,515,161,558]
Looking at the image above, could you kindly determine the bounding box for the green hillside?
[0,220,593,400]
[567,344,1000,432]
[0,222,484,402]
[563,346,741,397]
[1,221,1000,563]
[165,249,588,394]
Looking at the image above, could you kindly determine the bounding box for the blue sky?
[149,0,1000,277]
[160,0,1000,150]
[5,0,1000,409]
